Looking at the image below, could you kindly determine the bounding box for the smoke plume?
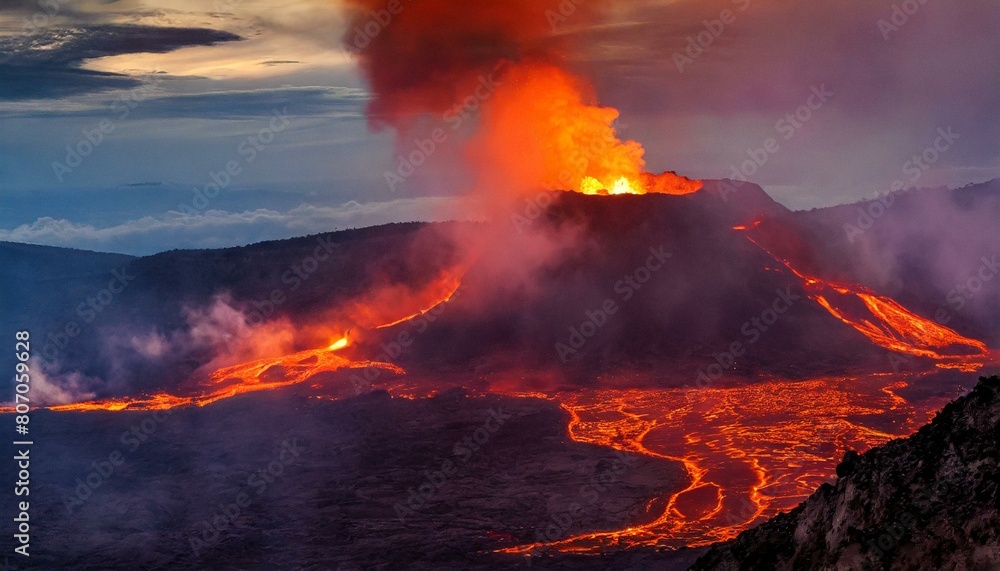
[341,0,696,199]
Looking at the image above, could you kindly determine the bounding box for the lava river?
[497,374,963,554]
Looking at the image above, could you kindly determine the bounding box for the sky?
[0,0,998,255]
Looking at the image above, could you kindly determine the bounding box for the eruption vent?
[342,0,700,196]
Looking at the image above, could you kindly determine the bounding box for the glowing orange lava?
[49,345,404,412]
[499,374,962,555]
[577,171,704,196]
[580,175,644,196]
[42,278,465,413]
[374,278,462,330]
[17,217,991,562]
[737,230,988,366]
[328,335,350,351]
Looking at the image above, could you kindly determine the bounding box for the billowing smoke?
[343,0,597,130]
[338,0,707,385]
[341,0,697,200]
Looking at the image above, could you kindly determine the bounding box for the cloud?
[0,197,478,255]
[0,85,369,119]
[0,23,241,100]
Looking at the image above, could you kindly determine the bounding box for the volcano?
[15,179,994,409]
[5,179,1000,567]
[366,180,989,384]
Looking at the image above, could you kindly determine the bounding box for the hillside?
[6,182,1000,400]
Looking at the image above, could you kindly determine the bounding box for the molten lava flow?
[346,273,464,330]
[43,277,467,413]
[49,342,404,412]
[500,375,961,555]
[328,336,350,351]
[738,230,988,366]
[373,277,462,330]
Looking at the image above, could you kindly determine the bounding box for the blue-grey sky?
[0,0,997,255]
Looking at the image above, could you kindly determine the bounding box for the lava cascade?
[737,227,988,368]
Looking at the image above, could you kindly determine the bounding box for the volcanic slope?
[382,181,961,382]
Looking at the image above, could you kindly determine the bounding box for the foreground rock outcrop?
[692,376,1000,570]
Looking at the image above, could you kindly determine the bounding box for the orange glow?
[471,64,701,197]
[345,273,463,330]
[374,277,462,330]
[42,276,466,413]
[580,175,643,196]
[48,347,404,412]
[328,335,350,351]
[737,230,988,366]
[498,375,958,554]
[578,172,703,196]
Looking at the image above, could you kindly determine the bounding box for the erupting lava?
[577,171,704,196]
[342,0,700,200]
[472,63,702,198]
[327,336,350,351]
[580,176,644,196]
[17,222,992,559]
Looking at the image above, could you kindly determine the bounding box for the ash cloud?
[341,0,602,132]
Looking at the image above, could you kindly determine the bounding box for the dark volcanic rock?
[388,182,894,382]
[691,376,1000,571]
[1,388,686,569]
